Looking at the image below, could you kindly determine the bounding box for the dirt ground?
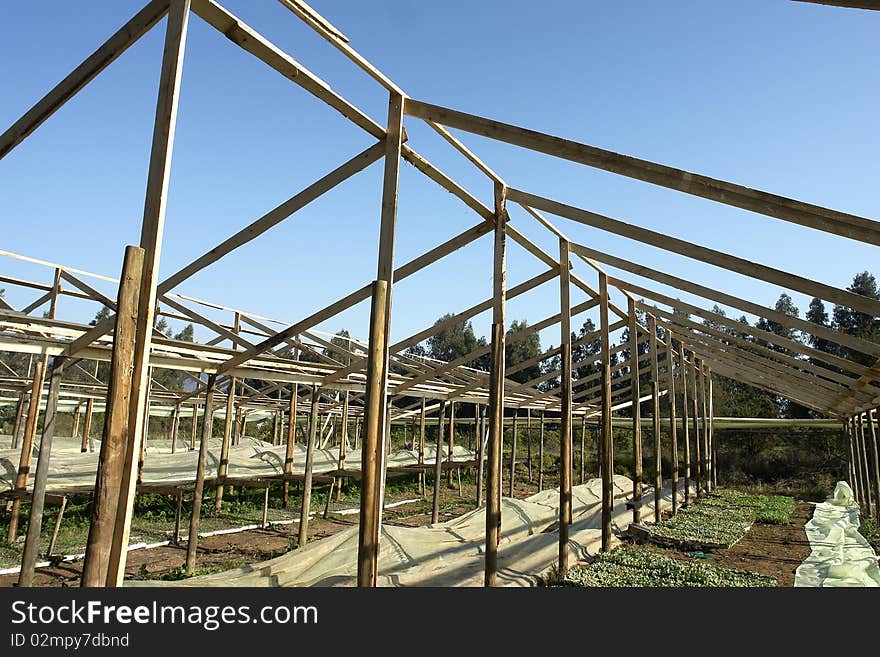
[2,465,814,588]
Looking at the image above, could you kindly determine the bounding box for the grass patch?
[561,547,775,587]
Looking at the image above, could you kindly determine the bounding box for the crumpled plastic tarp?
[794,481,880,587]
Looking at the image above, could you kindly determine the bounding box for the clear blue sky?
[1,0,877,353]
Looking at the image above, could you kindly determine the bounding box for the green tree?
[506,320,541,384]
[427,313,486,364]
[832,271,880,366]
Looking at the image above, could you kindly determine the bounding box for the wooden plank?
[157,142,385,294]
[185,373,215,574]
[404,99,880,245]
[106,0,191,587]
[558,238,573,573]
[598,272,613,551]
[0,0,171,160]
[572,243,880,360]
[19,357,65,586]
[511,189,880,316]
[80,246,144,586]
[628,297,642,525]
[649,315,662,522]
[485,183,507,586]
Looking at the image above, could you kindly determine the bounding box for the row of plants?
[650,489,796,548]
[560,547,776,587]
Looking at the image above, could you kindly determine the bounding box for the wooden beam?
[485,183,507,586]
[81,246,144,586]
[512,189,880,316]
[599,272,613,551]
[558,238,573,574]
[649,315,662,522]
[298,385,320,547]
[185,373,215,574]
[356,91,403,588]
[404,99,880,245]
[432,401,446,523]
[106,0,191,587]
[0,0,171,160]
[628,297,642,525]
[680,344,691,503]
[666,331,679,513]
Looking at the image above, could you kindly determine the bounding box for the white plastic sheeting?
[131,475,693,587]
[0,439,474,494]
[794,481,880,587]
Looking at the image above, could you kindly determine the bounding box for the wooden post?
[485,182,507,586]
[19,356,65,587]
[558,237,573,572]
[72,403,82,442]
[10,392,26,450]
[418,397,426,497]
[214,377,236,513]
[432,401,447,523]
[700,361,712,492]
[538,410,545,492]
[169,404,179,454]
[185,373,215,575]
[281,383,300,509]
[599,271,613,551]
[7,359,46,543]
[854,415,869,513]
[356,91,403,588]
[846,420,857,500]
[509,410,518,497]
[627,297,642,525]
[708,369,717,490]
[692,356,702,498]
[867,408,880,525]
[666,331,679,514]
[105,0,191,587]
[680,344,691,504]
[475,404,484,506]
[190,402,197,449]
[80,245,143,586]
[857,414,872,519]
[649,315,661,522]
[447,401,456,487]
[579,415,586,485]
[526,408,533,483]
[298,386,320,548]
[262,485,271,528]
[337,390,348,501]
[47,496,67,558]
[172,489,183,545]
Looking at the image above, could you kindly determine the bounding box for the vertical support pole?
[19,357,65,587]
[627,296,642,525]
[7,360,46,544]
[10,392,26,450]
[262,485,270,528]
[80,246,143,586]
[558,237,573,573]
[580,415,586,485]
[432,401,447,523]
[679,344,690,504]
[867,408,880,525]
[447,401,456,487]
[526,408,533,483]
[283,384,299,507]
[692,356,702,499]
[169,404,179,454]
[649,315,661,523]
[857,414,872,519]
[509,410,518,497]
[72,403,82,442]
[599,271,613,552]
[847,419,858,502]
[214,377,235,513]
[298,385,320,548]
[190,403,197,450]
[708,368,716,490]
[185,373,215,575]
[172,489,183,545]
[701,362,711,492]
[47,496,67,558]
[854,415,867,511]
[538,410,545,492]
[356,90,403,588]
[337,390,349,501]
[104,0,190,587]
[418,397,426,497]
[475,404,484,506]
[666,331,679,514]
[484,182,507,587]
